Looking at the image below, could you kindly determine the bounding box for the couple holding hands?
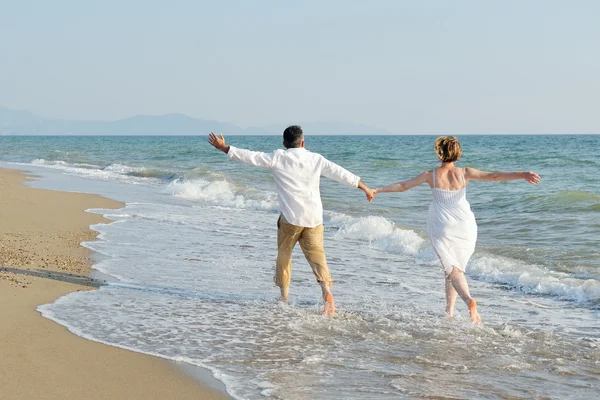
[208,126,540,322]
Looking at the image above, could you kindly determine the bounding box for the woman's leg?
[445,273,458,317]
[448,267,481,323]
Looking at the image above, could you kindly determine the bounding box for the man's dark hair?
[283,125,304,148]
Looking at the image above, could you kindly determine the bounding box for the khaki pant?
[275,214,332,288]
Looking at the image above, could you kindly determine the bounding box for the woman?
[371,136,540,322]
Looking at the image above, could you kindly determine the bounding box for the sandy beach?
[0,168,230,400]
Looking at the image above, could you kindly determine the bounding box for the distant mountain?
[263,121,391,135]
[0,107,252,135]
[0,107,390,135]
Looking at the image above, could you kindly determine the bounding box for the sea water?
[0,135,598,399]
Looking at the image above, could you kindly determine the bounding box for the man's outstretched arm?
[320,157,375,202]
[208,132,275,168]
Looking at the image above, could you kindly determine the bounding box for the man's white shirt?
[227,146,360,227]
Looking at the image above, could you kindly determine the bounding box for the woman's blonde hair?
[434,136,462,163]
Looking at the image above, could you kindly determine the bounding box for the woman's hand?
[365,188,376,202]
[358,181,376,202]
[523,172,541,184]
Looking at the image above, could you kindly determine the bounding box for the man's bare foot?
[323,292,335,316]
[469,299,481,323]
[445,309,455,318]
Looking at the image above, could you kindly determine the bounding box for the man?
[208,125,374,316]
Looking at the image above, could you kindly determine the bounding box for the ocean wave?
[30,158,177,183]
[328,213,427,256]
[469,255,600,304]
[185,166,228,180]
[554,190,600,203]
[32,158,100,169]
[319,210,600,304]
[523,190,600,212]
[166,178,278,211]
[325,210,600,304]
[522,191,600,204]
[103,163,178,180]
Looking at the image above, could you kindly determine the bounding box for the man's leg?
[275,215,302,302]
[298,224,335,316]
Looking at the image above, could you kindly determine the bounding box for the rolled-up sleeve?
[228,146,275,169]
[319,157,360,188]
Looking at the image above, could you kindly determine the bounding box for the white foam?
[329,213,426,255]
[469,255,600,303]
[166,178,278,211]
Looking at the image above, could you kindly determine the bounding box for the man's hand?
[208,132,230,154]
[358,181,375,202]
[366,188,376,202]
[363,188,376,202]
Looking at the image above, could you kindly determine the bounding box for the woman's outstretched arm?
[374,171,431,198]
[465,168,540,184]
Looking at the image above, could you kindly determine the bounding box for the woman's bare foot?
[469,299,481,323]
[323,292,335,316]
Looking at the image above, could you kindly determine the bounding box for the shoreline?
[0,168,231,400]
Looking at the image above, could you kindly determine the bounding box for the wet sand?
[0,168,230,400]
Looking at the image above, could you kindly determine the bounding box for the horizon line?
[1,133,598,137]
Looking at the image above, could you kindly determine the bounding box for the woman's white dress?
[426,169,478,275]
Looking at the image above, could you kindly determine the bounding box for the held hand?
[208,132,229,153]
[523,172,541,184]
[358,181,376,202]
[365,188,376,202]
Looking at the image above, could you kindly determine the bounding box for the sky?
[1,0,599,134]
